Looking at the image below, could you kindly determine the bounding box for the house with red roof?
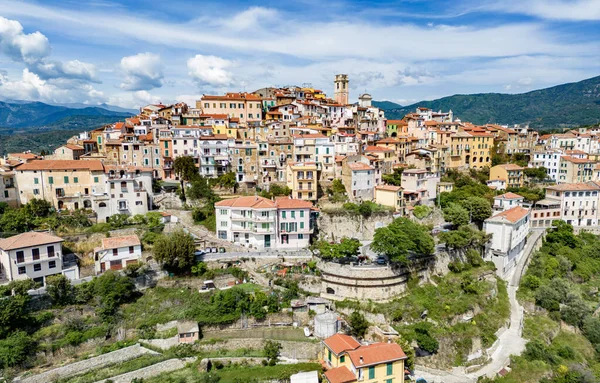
[321,334,408,383]
[214,195,315,250]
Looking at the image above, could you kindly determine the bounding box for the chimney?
[359,356,363,364]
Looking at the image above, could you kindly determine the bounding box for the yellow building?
[14,160,105,210]
[286,162,318,202]
[448,130,493,170]
[198,93,262,125]
[375,185,404,213]
[559,156,595,184]
[489,164,525,189]
[321,334,407,383]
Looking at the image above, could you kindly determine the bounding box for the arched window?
[99,202,107,208]
[326,287,335,295]
[84,200,92,208]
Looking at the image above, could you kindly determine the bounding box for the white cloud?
[32,59,97,82]
[482,0,600,21]
[175,94,200,106]
[120,52,164,91]
[187,55,235,87]
[0,16,50,64]
[0,68,105,103]
[222,7,278,31]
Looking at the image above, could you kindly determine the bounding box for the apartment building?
[0,231,79,286]
[374,185,404,213]
[215,196,313,250]
[286,162,318,202]
[530,149,562,181]
[401,169,440,205]
[0,167,18,207]
[484,206,530,277]
[558,156,595,184]
[52,144,85,160]
[545,183,600,227]
[231,140,259,185]
[94,235,142,274]
[321,333,407,383]
[341,156,375,201]
[198,93,263,125]
[493,192,524,212]
[489,164,524,190]
[14,160,106,210]
[292,134,335,181]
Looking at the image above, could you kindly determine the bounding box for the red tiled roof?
[323,334,360,355]
[0,231,63,251]
[346,342,407,368]
[324,366,356,383]
[487,206,530,224]
[215,196,276,209]
[347,162,373,171]
[16,160,104,172]
[365,146,393,153]
[100,235,140,250]
[496,192,523,200]
[274,197,313,209]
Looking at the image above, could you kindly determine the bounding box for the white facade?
[530,150,562,181]
[401,169,440,205]
[484,206,531,277]
[94,235,142,273]
[0,232,78,286]
[546,183,600,227]
[493,193,525,212]
[215,196,313,250]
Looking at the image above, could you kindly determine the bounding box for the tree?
[382,168,403,186]
[23,198,52,217]
[108,214,129,228]
[92,271,135,321]
[396,337,415,371]
[215,172,238,191]
[0,295,30,338]
[413,205,432,219]
[263,340,282,364]
[583,316,600,350]
[46,274,73,306]
[0,331,34,367]
[462,196,493,226]
[174,156,198,201]
[315,237,361,260]
[349,311,369,338]
[546,221,580,249]
[439,225,489,250]
[525,166,548,183]
[561,296,591,328]
[153,229,196,273]
[371,218,434,264]
[443,203,469,226]
[414,323,439,354]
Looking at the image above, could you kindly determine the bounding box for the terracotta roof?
[547,182,600,191]
[347,342,407,368]
[365,146,393,153]
[16,160,104,172]
[274,197,313,209]
[324,366,356,383]
[100,235,140,250]
[215,196,276,209]
[114,122,125,130]
[62,144,84,150]
[487,206,530,224]
[495,192,523,200]
[561,156,594,164]
[292,134,328,139]
[347,162,373,171]
[0,231,64,251]
[202,92,262,101]
[495,164,524,170]
[376,185,402,192]
[8,152,38,159]
[386,120,405,125]
[323,334,360,355]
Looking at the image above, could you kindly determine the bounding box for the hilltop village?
[1,75,600,382]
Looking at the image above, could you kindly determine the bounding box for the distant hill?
[378,75,600,129]
[372,100,403,110]
[0,100,133,129]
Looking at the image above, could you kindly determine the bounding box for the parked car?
[376,255,388,265]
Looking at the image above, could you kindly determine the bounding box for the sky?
[0,0,599,109]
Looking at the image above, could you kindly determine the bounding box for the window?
[369,366,375,379]
[291,211,295,219]
[282,211,286,219]
[262,223,269,229]
[34,177,39,184]
[33,263,41,272]
[74,177,79,183]
[49,260,56,269]
[220,221,228,227]
[340,355,345,363]
[300,222,304,229]
[136,201,143,205]
[33,189,40,195]
[48,176,53,184]
[113,248,118,256]
[32,248,40,260]
[64,176,69,184]
[129,246,134,254]
[328,350,331,362]
[386,362,393,375]
[47,246,55,257]
[3,191,7,198]
[298,234,304,239]
[18,266,26,275]
[386,379,393,383]
[16,251,24,263]
[300,210,304,218]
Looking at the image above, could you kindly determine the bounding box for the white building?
[94,235,142,273]
[545,182,600,227]
[0,231,79,286]
[401,169,440,205]
[215,196,314,250]
[493,192,525,212]
[484,206,530,277]
[341,158,375,201]
[529,149,563,181]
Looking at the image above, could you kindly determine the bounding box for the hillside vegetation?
[379,75,600,129]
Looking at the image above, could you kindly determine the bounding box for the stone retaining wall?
[317,212,394,241]
[197,339,320,360]
[94,357,196,383]
[15,344,158,383]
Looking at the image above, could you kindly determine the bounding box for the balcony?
[254,215,275,222]
[253,226,275,234]
[261,161,277,168]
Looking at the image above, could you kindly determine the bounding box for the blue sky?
[0,0,599,108]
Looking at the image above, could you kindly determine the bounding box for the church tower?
[334,74,349,105]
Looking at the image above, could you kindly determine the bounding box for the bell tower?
[334,74,349,105]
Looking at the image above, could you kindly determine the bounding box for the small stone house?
[94,235,142,274]
[177,321,200,344]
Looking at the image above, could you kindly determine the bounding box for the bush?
[0,331,34,367]
[349,311,369,338]
[414,324,439,353]
[413,205,432,219]
[263,340,282,364]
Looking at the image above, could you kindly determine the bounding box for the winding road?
[413,229,544,383]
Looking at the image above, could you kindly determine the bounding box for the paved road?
[413,229,544,382]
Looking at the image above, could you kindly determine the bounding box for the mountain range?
[374,75,600,130]
[0,101,134,130]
